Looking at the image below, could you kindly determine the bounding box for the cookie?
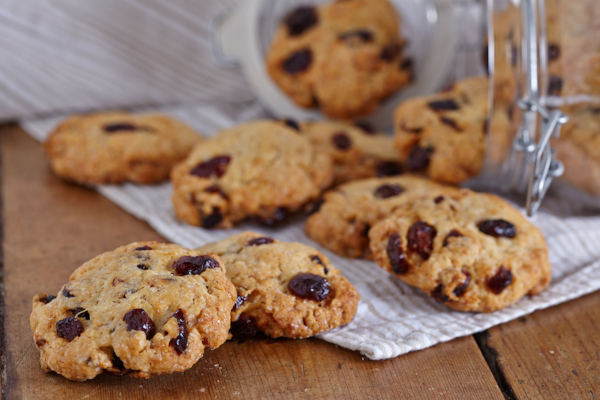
[44,112,203,185]
[291,119,402,185]
[305,175,457,258]
[394,76,489,184]
[30,241,236,381]
[266,0,412,119]
[553,105,600,195]
[196,232,359,339]
[369,190,550,312]
[171,120,334,229]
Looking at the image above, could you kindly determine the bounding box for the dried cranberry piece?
[339,30,373,42]
[478,219,516,238]
[40,294,56,304]
[387,233,410,274]
[284,118,300,131]
[400,58,413,71]
[69,307,90,320]
[104,123,137,133]
[430,285,449,303]
[123,309,155,339]
[232,295,247,311]
[284,6,318,36]
[440,117,461,131]
[202,207,223,229]
[283,49,312,74]
[137,264,149,270]
[381,43,402,61]
[407,221,437,260]
[190,155,231,178]
[548,75,563,96]
[247,237,275,247]
[486,266,513,294]
[406,146,433,172]
[376,161,403,177]
[62,288,74,298]
[354,121,376,135]
[105,355,132,376]
[434,195,445,204]
[332,132,352,150]
[253,208,286,226]
[135,246,152,251]
[173,255,219,275]
[453,270,470,297]
[230,315,257,342]
[56,317,84,341]
[374,184,404,199]
[548,44,560,61]
[311,255,328,274]
[288,273,331,301]
[443,229,464,247]
[308,199,324,215]
[428,99,460,111]
[169,309,188,355]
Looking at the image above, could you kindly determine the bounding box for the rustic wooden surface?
[0,125,598,399]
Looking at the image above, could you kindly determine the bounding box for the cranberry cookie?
[266,0,412,119]
[44,112,203,185]
[369,190,550,312]
[305,175,457,258]
[288,119,403,185]
[394,76,489,184]
[196,232,359,339]
[171,120,334,229]
[30,242,236,381]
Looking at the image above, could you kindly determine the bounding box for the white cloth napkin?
[21,105,600,360]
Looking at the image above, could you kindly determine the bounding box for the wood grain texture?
[484,290,600,400]
[1,126,504,399]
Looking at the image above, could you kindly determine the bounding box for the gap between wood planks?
[475,331,517,400]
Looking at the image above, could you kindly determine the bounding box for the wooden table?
[1,125,599,399]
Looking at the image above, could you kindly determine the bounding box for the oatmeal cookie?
[305,175,457,258]
[289,119,403,185]
[30,241,236,381]
[44,112,203,185]
[394,76,489,184]
[171,120,334,229]
[369,190,550,312]
[266,0,412,119]
[196,232,359,339]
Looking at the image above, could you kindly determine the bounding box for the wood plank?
[1,126,503,399]
[482,290,600,399]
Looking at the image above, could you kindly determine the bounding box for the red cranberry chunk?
[381,43,401,61]
[104,123,137,133]
[62,288,74,298]
[288,273,331,301]
[430,284,449,303]
[247,237,275,247]
[41,294,56,304]
[548,44,560,61]
[253,208,286,226]
[374,184,404,199]
[137,264,149,270]
[135,246,152,251]
[169,309,188,355]
[310,255,323,265]
[332,132,352,150]
[407,221,437,260]
[339,30,373,42]
[434,195,445,204]
[173,255,219,276]
[56,317,84,341]
[478,219,516,238]
[443,229,464,247]
[205,185,229,199]
[487,266,513,294]
[190,155,231,178]
[285,6,318,36]
[354,121,376,134]
[406,146,433,172]
[69,307,90,320]
[232,295,248,311]
[387,233,410,274]
[230,315,257,342]
[284,118,300,131]
[376,161,403,177]
[548,75,563,96]
[440,117,461,131]
[283,49,313,74]
[453,270,470,297]
[201,207,223,229]
[123,309,155,339]
[428,99,460,111]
